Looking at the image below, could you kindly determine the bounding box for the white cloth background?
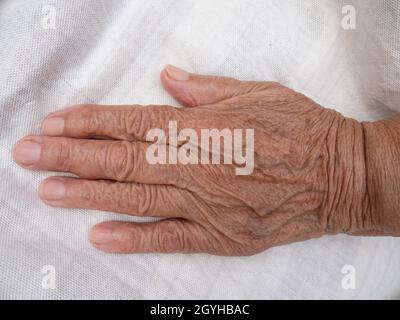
[0,0,399,299]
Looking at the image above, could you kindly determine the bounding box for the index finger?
[41,104,186,142]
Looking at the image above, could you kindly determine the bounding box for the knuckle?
[126,106,181,140]
[127,107,164,139]
[155,221,187,253]
[79,105,101,135]
[54,140,72,171]
[169,163,191,188]
[106,141,134,181]
[131,184,153,216]
[78,181,99,203]
[125,107,144,139]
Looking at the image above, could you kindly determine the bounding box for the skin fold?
[12,65,400,256]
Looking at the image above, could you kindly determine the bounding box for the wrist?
[323,115,370,235]
[361,116,400,236]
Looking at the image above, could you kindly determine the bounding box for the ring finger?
[39,177,196,218]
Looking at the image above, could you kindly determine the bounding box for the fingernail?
[90,224,116,246]
[165,65,189,81]
[42,117,64,135]
[39,179,66,201]
[13,140,41,166]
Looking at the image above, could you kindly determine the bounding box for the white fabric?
[0,0,399,299]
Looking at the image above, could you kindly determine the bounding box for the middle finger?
[13,136,187,186]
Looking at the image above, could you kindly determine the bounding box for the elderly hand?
[12,65,398,255]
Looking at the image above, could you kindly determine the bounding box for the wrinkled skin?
[12,65,400,255]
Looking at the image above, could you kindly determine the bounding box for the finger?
[160,65,280,107]
[13,136,186,186]
[41,104,185,141]
[90,219,214,254]
[39,177,194,218]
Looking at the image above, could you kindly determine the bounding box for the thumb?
[160,65,279,107]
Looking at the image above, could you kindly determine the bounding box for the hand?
[12,65,380,255]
